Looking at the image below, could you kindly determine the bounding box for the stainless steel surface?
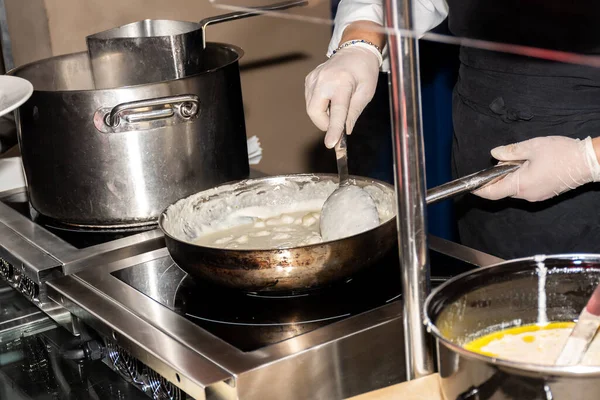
[0,281,55,343]
[0,309,55,343]
[335,132,349,186]
[8,43,249,227]
[94,94,200,133]
[43,238,494,399]
[0,188,165,278]
[0,187,165,334]
[0,216,77,334]
[425,254,600,400]
[427,235,504,267]
[0,220,79,332]
[0,219,63,283]
[86,0,307,89]
[46,248,399,400]
[86,20,201,90]
[425,161,523,205]
[385,0,432,380]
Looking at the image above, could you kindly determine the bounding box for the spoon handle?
[335,132,350,186]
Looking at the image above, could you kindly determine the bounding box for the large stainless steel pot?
[8,43,249,228]
[425,255,600,400]
[159,163,520,293]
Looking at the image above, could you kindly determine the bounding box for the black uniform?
[448,0,600,258]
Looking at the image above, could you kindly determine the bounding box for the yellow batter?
[464,322,600,365]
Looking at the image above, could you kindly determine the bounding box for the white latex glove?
[305,45,380,148]
[474,136,600,202]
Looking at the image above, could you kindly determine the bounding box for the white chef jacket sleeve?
[326,0,449,57]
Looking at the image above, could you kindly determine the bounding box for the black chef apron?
[448,1,600,259]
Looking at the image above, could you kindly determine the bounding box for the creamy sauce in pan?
[465,322,600,365]
[194,210,323,249]
[161,177,396,250]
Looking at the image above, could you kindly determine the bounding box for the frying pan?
[159,162,521,293]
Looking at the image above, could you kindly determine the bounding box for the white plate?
[0,157,25,192]
[0,75,33,118]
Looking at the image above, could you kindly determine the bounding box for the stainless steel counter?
[43,238,501,400]
[0,236,502,400]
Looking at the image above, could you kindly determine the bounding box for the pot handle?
[199,0,308,45]
[104,95,199,128]
[425,161,524,205]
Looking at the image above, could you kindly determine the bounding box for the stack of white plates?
[0,75,33,118]
[0,157,25,192]
[0,75,33,191]
[247,135,263,166]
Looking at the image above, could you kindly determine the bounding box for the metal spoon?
[555,282,600,365]
[320,133,380,242]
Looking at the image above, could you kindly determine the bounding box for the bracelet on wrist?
[330,39,384,67]
[332,39,382,55]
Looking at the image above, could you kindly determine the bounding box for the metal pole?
[383,0,434,380]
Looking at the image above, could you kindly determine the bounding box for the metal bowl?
[425,254,600,400]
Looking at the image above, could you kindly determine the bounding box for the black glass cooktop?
[112,248,475,352]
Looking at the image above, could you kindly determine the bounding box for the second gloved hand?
[305,45,380,148]
[474,136,600,202]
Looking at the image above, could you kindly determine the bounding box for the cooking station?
[0,181,503,399]
[0,0,570,398]
[0,186,164,334]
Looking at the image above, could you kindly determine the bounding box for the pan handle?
[425,161,524,205]
[199,0,309,45]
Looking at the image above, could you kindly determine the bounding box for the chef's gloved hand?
[474,136,600,202]
[305,45,380,149]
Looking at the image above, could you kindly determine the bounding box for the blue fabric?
[419,34,459,241]
[330,0,341,21]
